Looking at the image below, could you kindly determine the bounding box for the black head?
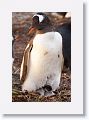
[32,12,51,30]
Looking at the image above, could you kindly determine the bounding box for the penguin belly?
[22,32,63,92]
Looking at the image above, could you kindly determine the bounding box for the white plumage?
[65,12,71,18]
[21,32,63,92]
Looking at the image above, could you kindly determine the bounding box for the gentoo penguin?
[57,12,67,17]
[53,12,71,18]
[65,12,71,18]
[20,12,64,95]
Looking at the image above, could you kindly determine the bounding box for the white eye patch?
[33,14,44,23]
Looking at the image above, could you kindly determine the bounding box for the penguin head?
[32,12,51,30]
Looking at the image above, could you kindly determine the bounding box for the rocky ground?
[12,12,71,102]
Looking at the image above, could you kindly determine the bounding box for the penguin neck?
[36,24,54,34]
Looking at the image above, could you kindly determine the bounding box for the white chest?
[22,32,62,92]
[30,32,62,72]
[31,32,62,63]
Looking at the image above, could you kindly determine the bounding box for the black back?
[56,22,71,70]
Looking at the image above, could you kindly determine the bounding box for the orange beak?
[28,26,36,35]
